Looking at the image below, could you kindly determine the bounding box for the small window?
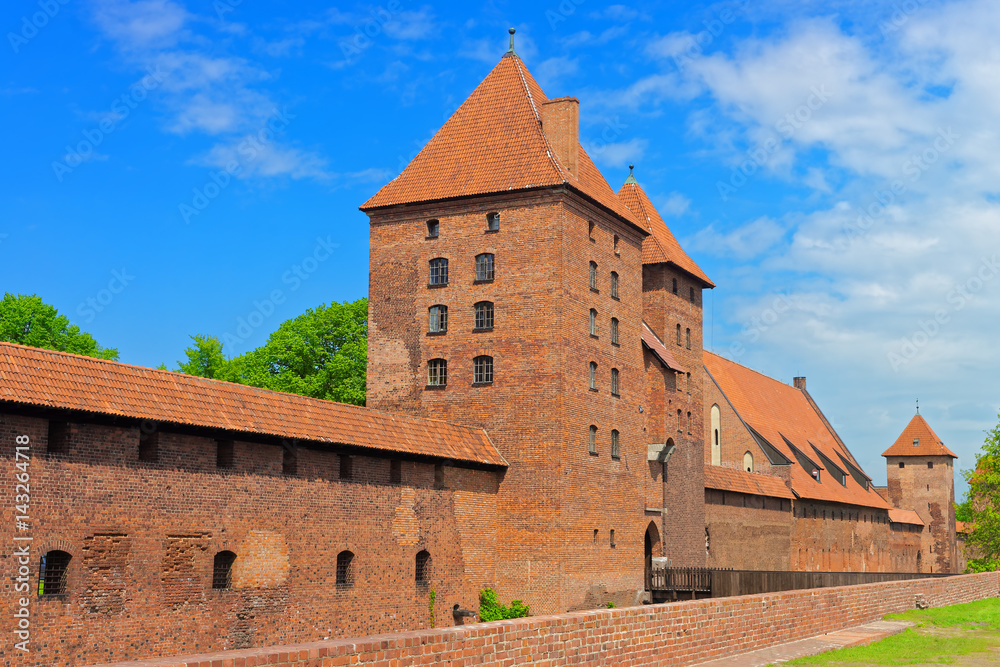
[340,455,353,480]
[588,221,595,240]
[589,362,598,390]
[429,305,448,333]
[610,271,619,299]
[474,301,494,330]
[486,212,500,231]
[677,409,682,432]
[589,261,598,290]
[611,368,620,397]
[38,550,71,596]
[687,411,692,433]
[47,420,69,455]
[427,219,439,238]
[390,459,402,484]
[216,439,234,468]
[429,258,449,285]
[899,462,905,468]
[672,278,678,295]
[927,461,934,469]
[610,529,616,548]
[611,430,620,459]
[415,550,431,585]
[706,528,710,554]
[475,253,495,281]
[744,451,753,473]
[588,425,597,454]
[283,446,297,475]
[613,234,620,255]
[689,286,695,303]
[473,355,493,384]
[686,372,691,394]
[138,426,159,463]
[212,551,236,590]
[685,328,691,350]
[593,529,598,543]
[428,359,447,386]
[675,324,682,345]
[913,438,920,447]
[336,551,354,589]
[589,309,598,336]
[610,318,619,345]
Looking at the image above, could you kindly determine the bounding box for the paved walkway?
[690,619,914,667]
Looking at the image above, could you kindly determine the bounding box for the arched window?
[415,550,431,586]
[711,404,721,466]
[473,355,493,384]
[426,219,439,238]
[588,425,597,454]
[429,305,448,333]
[38,550,71,596]
[428,359,447,386]
[610,318,619,345]
[589,362,597,390]
[588,221,595,239]
[589,309,598,336]
[685,328,691,350]
[212,551,236,590]
[610,430,620,459]
[486,212,500,231]
[474,301,494,330]
[676,323,682,345]
[429,258,448,285]
[589,261,598,290]
[475,253,495,281]
[610,271,619,299]
[611,368,620,396]
[686,411,691,433]
[672,278,678,295]
[744,451,753,473]
[676,409,682,432]
[686,372,691,394]
[336,550,354,589]
[613,234,620,255]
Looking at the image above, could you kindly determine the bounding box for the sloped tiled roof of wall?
[888,508,925,526]
[882,414,957,458]
[0,342,507,467]
[616,177,714,287]
[641,321,686,373]
[956,520,971,534]
[704,465,795,499]
[704,351,890,510]
[360,53,642,231]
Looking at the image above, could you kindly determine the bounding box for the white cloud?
[657,192,691,217]
[584,137,647,170]
[691,216,785,259]
[197,139,331,181]
[535,56,579,88]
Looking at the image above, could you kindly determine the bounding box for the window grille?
[336,551,354,589]
[589,309,597,336]
[589,362,597,390]
[429,258,448,285]
[611,430,620,459]
[429,305,448,333]
[38,551,70,596]
[589,261,598,290]
[611,368,620,396]
[428,359,447,386]
[427,219,439,237]
[486,212,500,231]
[588,425,597,454]
[415,550,431,585]
[473,355,493,384]
[212,551,236,590]
[474,301,494,329]
[475,253,495,281]
[610,318,619,345]
[610,271,619,299]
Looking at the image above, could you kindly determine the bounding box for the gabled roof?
[616,174,714,287]
[704,351,889,510]
[888,508,925,526]
[641,321,686,373]
[0,342,507,468]
[882,414,957,458]
[360,53,642,230]
[704,465,795,500]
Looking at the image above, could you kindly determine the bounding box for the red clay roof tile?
[882,414,957,458]
[888,508,925,526]
[704,465,795,499]
[641,321,687,373]
[0,342,507,467]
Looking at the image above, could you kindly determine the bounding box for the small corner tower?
[883,410,958,573]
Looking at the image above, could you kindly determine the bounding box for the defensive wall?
[92,571,998,667]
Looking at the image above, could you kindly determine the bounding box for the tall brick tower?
[883,412,958,573]
[361,36,679,611]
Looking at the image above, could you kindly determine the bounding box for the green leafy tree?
[478,588,529,621]
[0,293,118,360]
[177,335,228,379]
[961,412,1000,572]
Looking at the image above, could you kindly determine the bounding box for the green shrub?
[606,602,616,608]
[479,588,530,621]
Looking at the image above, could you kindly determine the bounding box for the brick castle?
[0,36,965,666]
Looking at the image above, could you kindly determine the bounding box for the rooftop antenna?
[507,27,516,54]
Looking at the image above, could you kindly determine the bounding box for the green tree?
[177,335,228,379]
[0,293,118,360]
[961,412,1000,572]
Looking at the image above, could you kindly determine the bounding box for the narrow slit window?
[686,328,691,350]
[589,309,598,336]
[588,425,597,454]
[589,362,597,390]
[689,286,695,303]
[611,368,620,396]
[610,271,619,299]
[589,261,598,290]
[610,318,619,345]
[613,234,620,255]
[676,324,682,345]
[611,430,620,460]
[672,278,678,295]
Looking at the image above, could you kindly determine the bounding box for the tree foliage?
[176,298,367,406]
[961,412,1000,572]
[0,293,118,360]
[478,588,529,621]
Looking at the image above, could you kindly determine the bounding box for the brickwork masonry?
[92,571,998,667]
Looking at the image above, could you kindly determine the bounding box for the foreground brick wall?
[92,571,998,667]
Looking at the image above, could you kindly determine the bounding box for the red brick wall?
[92,571,999,667]
[705,489,792,570]
[0,412,502,667]
[886,454,957,573]
[790,501,891,572]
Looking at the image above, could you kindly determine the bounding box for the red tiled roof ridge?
[882,413,957,458]
[703,350,790,387]
[509,54,565,181]
[704,464,795,499]
[888,508,925,526]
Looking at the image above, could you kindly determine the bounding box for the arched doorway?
[644,521,661,591]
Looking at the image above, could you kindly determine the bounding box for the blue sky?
[3,0,998,494]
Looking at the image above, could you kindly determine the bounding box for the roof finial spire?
[916,398,919,415]
[624,162,637,185]
[507,27,516,54]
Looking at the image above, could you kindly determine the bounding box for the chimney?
[541,97,579,177]
[793,377,806,390]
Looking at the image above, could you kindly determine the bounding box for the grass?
[885,598,1000,630]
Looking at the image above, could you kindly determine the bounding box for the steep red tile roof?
[360,53,642,231]
[888,508,925,526]
[704,351,890,510]
[641,321,686,373]
[616,175,714,287]
[882,414,957,458]
[704,465,795,499]
[956,520,971,534]
[0,342,507,467]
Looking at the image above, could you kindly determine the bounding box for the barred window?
[611,368,620,396]
[212,551,236,590]
[474,355,493,384]
[486,212,500,231]
[611,430,620,459]
[686,327,691,350]
[610,271,619,299]
[474,301,494,330]
[428,359,447,386]
[588,425,597,454]
[589,309,598,336]
[676,323,682,345]
[610,318,619,345]
[429,305,448,333]
[427,219,439,238]
[336,550,354,589]
[589,261,598,290]
[429,258,448,285]
[475,253,495,281]
[38,550,70,596]
[415,550,431,585]
[589,362,597,390]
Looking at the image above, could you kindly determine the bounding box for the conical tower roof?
[882,414,957,458]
